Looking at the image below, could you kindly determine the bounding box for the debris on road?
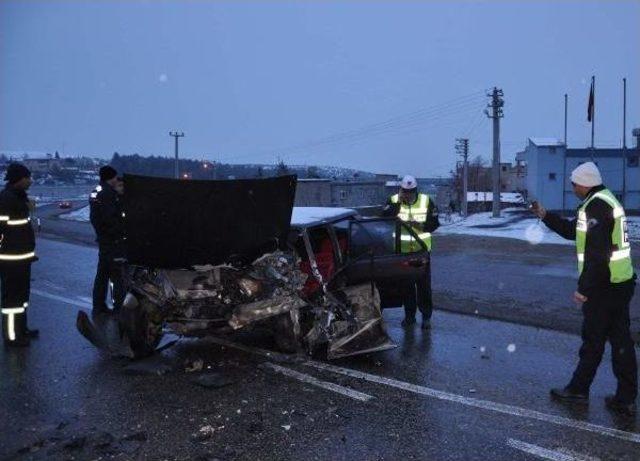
[192,425,225,442]
[185,358,205,372]
[189,372,236,389]
[123,356,174,376]
[480,346,490,359]
[121,431,148,442]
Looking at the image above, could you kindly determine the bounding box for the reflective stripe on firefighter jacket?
[576,188,633,283]
[390,193,432,251]
[0,186,36,263]
[1,303,28,341]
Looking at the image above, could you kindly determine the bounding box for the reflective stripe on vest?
[576,189,633,283]
[390,193,432,251]
[401,232,432,241]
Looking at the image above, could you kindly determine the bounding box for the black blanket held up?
[123,174,297,269]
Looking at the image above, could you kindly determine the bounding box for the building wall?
[330,182,387,207]
[563,155,640,210]
[294,177,452,209]
[522,141,640,211]
[294,180,332,206]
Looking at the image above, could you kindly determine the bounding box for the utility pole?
[622,77,627,204]
[485,87,504,218]
[456,138,469,217]
[169,131,185,179]
[589,76,595,150]
[564,93,568,145]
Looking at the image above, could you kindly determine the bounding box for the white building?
[518,136,640,212]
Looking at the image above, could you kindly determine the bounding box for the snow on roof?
[467,192,524,203]
[291,207,356,227]
[529,137,564,147]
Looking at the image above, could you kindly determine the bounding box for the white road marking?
[77,296,93,304]
[262,362,374,402]
[304,360,640,445]
[207,336,640,445]
[32,289,91,311]
[507,439,600,461]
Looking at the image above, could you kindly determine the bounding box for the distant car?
[58,201,72,209]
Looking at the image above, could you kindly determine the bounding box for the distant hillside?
[109,153,376,181]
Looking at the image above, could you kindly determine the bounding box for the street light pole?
[169,131,185,179]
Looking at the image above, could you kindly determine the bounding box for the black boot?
[22,312,39,338]
[605,395,637,416]
[550,387,589,402]
[24,328,39,338]
[401,316,416,328]
[4,336,30,347]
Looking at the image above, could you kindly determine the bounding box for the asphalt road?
[1,238,639,460]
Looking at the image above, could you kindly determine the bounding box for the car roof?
[290,207,357,228]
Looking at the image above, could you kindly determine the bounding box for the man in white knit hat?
[532,161,637,415]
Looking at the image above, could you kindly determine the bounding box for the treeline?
[109,153,372,181]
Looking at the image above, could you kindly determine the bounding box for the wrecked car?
[77,174,431,360]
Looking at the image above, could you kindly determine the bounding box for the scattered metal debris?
[192,425,225,442]
[189,372,236,389]
[185,358,205,373]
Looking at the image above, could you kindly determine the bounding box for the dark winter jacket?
[543,185,632,296]
[0,185,36,264]
[89,181,125,246]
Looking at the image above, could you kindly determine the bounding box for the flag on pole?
[587,78,595,122]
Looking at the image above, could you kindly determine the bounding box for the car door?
[342,217,429,309]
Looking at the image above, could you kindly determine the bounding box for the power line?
[232,96,485,161]
[216,90,488,163]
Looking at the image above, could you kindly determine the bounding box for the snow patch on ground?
[440,208,640,246]
[60,206,90,222]
[439,209,572,245]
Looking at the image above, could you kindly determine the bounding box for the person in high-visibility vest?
[384,175,439,329]
[0,163,38,347]
[533,162,637,415]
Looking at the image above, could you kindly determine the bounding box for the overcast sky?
[1,0,638,177]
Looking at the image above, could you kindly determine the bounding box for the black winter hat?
[4,163,31,184]
[99,165,118,182]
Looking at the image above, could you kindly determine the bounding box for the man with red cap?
[533,161,637,415]
[1,163,38,347]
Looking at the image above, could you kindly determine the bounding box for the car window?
[349,219,425,258]
[350,220,396,258]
